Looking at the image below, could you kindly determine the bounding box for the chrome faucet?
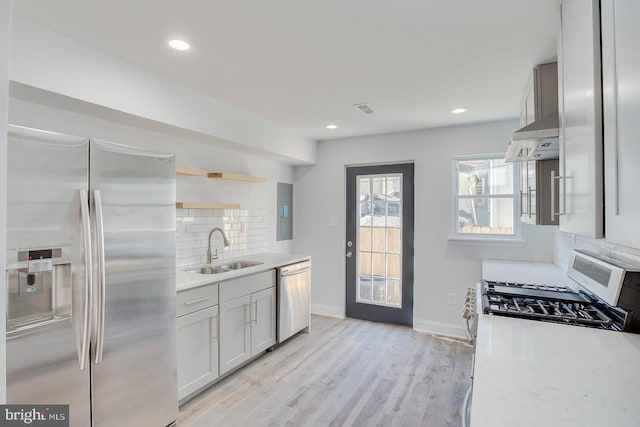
[207,227,230,264]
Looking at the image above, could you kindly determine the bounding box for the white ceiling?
[12,0,559,141]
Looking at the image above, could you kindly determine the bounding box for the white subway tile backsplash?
[175,208,269,267]
[553,228,640,268]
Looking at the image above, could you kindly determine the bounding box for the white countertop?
[482,259,573,287]
[176,252,310,292]
[470,315,640,427]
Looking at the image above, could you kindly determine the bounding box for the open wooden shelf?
[207,172,267,183]
[176,167,266,183]
[176,202,241,209]
[176,166,207,177]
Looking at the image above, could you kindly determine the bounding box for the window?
[452,154,520,239]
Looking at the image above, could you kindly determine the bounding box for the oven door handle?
[462,384,472,427]
[463,318,474,343]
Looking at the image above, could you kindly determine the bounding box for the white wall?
[9,97,295,256]
[0,0,12,404]
[294,120,555,337]
[9,17,316,165]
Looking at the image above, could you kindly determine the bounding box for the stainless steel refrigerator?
[5,125,178,426]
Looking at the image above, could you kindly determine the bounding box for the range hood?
[505,113,560,162]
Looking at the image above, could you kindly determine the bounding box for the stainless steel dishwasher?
[277,260,311,343]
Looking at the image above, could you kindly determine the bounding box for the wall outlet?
[448,293,456,306]
[328,216,338,227]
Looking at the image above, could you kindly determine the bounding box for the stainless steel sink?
[223,261,263,270]
[187,266,229,274]
[185,260,263,275]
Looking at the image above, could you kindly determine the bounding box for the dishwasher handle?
[280,266,311,277]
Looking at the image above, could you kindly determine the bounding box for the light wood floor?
[178,315,472,427]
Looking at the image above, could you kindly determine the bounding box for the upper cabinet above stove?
[519,63,558,129]
[601,0,640,249]
[557,0,604,239]
[505,62,559,163]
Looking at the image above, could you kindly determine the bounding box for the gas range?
[481,280,626,331]
[469,250,640,334]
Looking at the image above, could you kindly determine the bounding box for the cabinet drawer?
[219,270,275,303]
[177,283,219,317]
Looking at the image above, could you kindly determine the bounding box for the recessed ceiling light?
[450,107,467,114]
[167,39,191,51]
[326,124,338,129]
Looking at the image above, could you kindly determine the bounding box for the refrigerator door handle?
[93,189,107,364]
[79,190,93,370]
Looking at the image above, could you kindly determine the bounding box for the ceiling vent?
[353,103,374,114]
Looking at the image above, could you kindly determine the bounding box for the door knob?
[346,251,353,258]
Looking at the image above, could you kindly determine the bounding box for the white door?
[176,306,219,400]
[602,0,640,248]
[219,295,251,375]
[251,287,276,356]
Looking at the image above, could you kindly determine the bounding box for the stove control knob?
[462,305,474,319]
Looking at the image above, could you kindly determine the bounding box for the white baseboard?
[311,304,345,319]
[309,308,465,340]
[413,318,466,340]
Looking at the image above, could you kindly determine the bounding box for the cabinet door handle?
[184,296,211,305]
[211,315,218,341]
[244,304,251,325]
[519,190,524,216]
[551,171,565,217]
[253,301,258,324]
[527,186,533,218]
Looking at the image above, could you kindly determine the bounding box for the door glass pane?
[359,276,372,301]
[387,280,400,306]
[387,228,401,253]
[387,254,400,279]
[372,227,385,252]
[359,252,371,276]
[372,277,385,303]
[359,177,371,199]
[356,173,402,308]
[360,203,372,225]
[372,252,385,277]
[359,227,371,251]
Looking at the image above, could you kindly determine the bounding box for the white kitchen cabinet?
[557,0,604,238]
[176,282,220,402]
[601,0,640,249]
[219,270,276,375]
[219,294,252,375]
[250,287,276,355]
[177,305,219,401]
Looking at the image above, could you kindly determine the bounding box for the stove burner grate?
[491,281,574,293]
[486,295,617,329]
[480,279,624,331]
